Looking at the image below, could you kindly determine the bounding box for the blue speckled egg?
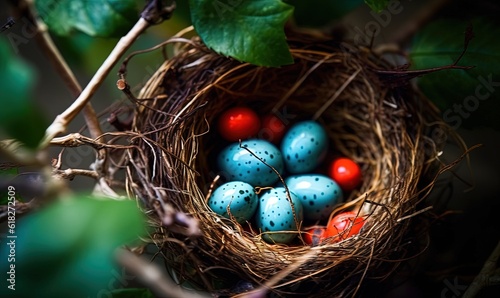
[285,174,343,220]
[208,181,258,223]
[218,139,284,187]
[281,121,328,174]
[255,187,303,244]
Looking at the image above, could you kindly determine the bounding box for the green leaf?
[285,0,364,28]
[364,0,390,12]
[0,167,18,177]
[410,17,500,130]
[110,288,155,298]
[190,0,294,67]
[0,40,46,148]
[35,0,140,37]
[0,196,147,298]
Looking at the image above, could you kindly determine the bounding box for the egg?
[329,157,362,191]
[281,121,328,174]
[325,211,365,242]
[303,227,326,246]
[218,107,261,141]
[218,139,284,187]
[208,181,258,223]
[255,187,303,244]
[285,174,343,220]
[260,114,286,143]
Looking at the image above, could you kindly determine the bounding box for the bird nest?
[123,28,451,297]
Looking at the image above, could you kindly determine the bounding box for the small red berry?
[303,227,326,246]
[325,211,365,242]
[218,107,261,141]
[329,157,362,191]
[260,114,286,143]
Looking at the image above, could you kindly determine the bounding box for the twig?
[39,18,150,148]
[53,168,99,180]
[235,249,318,298]
[39,0,176,148]
[463,240,500,298]
[0,139,40,166]
[0,200,36,222]
[351,239,375,298]
[0,17,15,32]
[94,177,122,198]
[50,132,132,150]
[396,206,433,223]
[238,141,302,242]
[10,0,104,141]
[115,248,210,298]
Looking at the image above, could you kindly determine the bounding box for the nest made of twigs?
[124,28,448,297]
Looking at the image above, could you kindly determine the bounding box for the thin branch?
[0,17,15,32]
[115,248,210,298]
[39,0,176,148]
[11,0,104,141]
[0,139,40,166]
[49,132,132,150]
[53,168,99,180]
[396,206,433,223]
[39,17,150,148]
[463,240,500,298]
[235,249,318,298]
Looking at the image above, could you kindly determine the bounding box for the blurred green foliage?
[0,40,46,148]
[0,196,147,298]
[411,17,500,130]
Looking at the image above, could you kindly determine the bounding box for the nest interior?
[125,30,446,297]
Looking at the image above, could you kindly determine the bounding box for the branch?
[0,139,40,166]
[39,19,148,148]
[463,240,500,298]
[115,248,210,298]
[53,168,99,180]
[38,0,176,148]
[235,249,318,298]
[11,0,104,141]
[0,16,15,33]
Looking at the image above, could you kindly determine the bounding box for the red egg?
[329,157,362,191]
[218,107,261,141]
[260,114,286,143]
[325,211,365,242]
[303,227,326,246]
